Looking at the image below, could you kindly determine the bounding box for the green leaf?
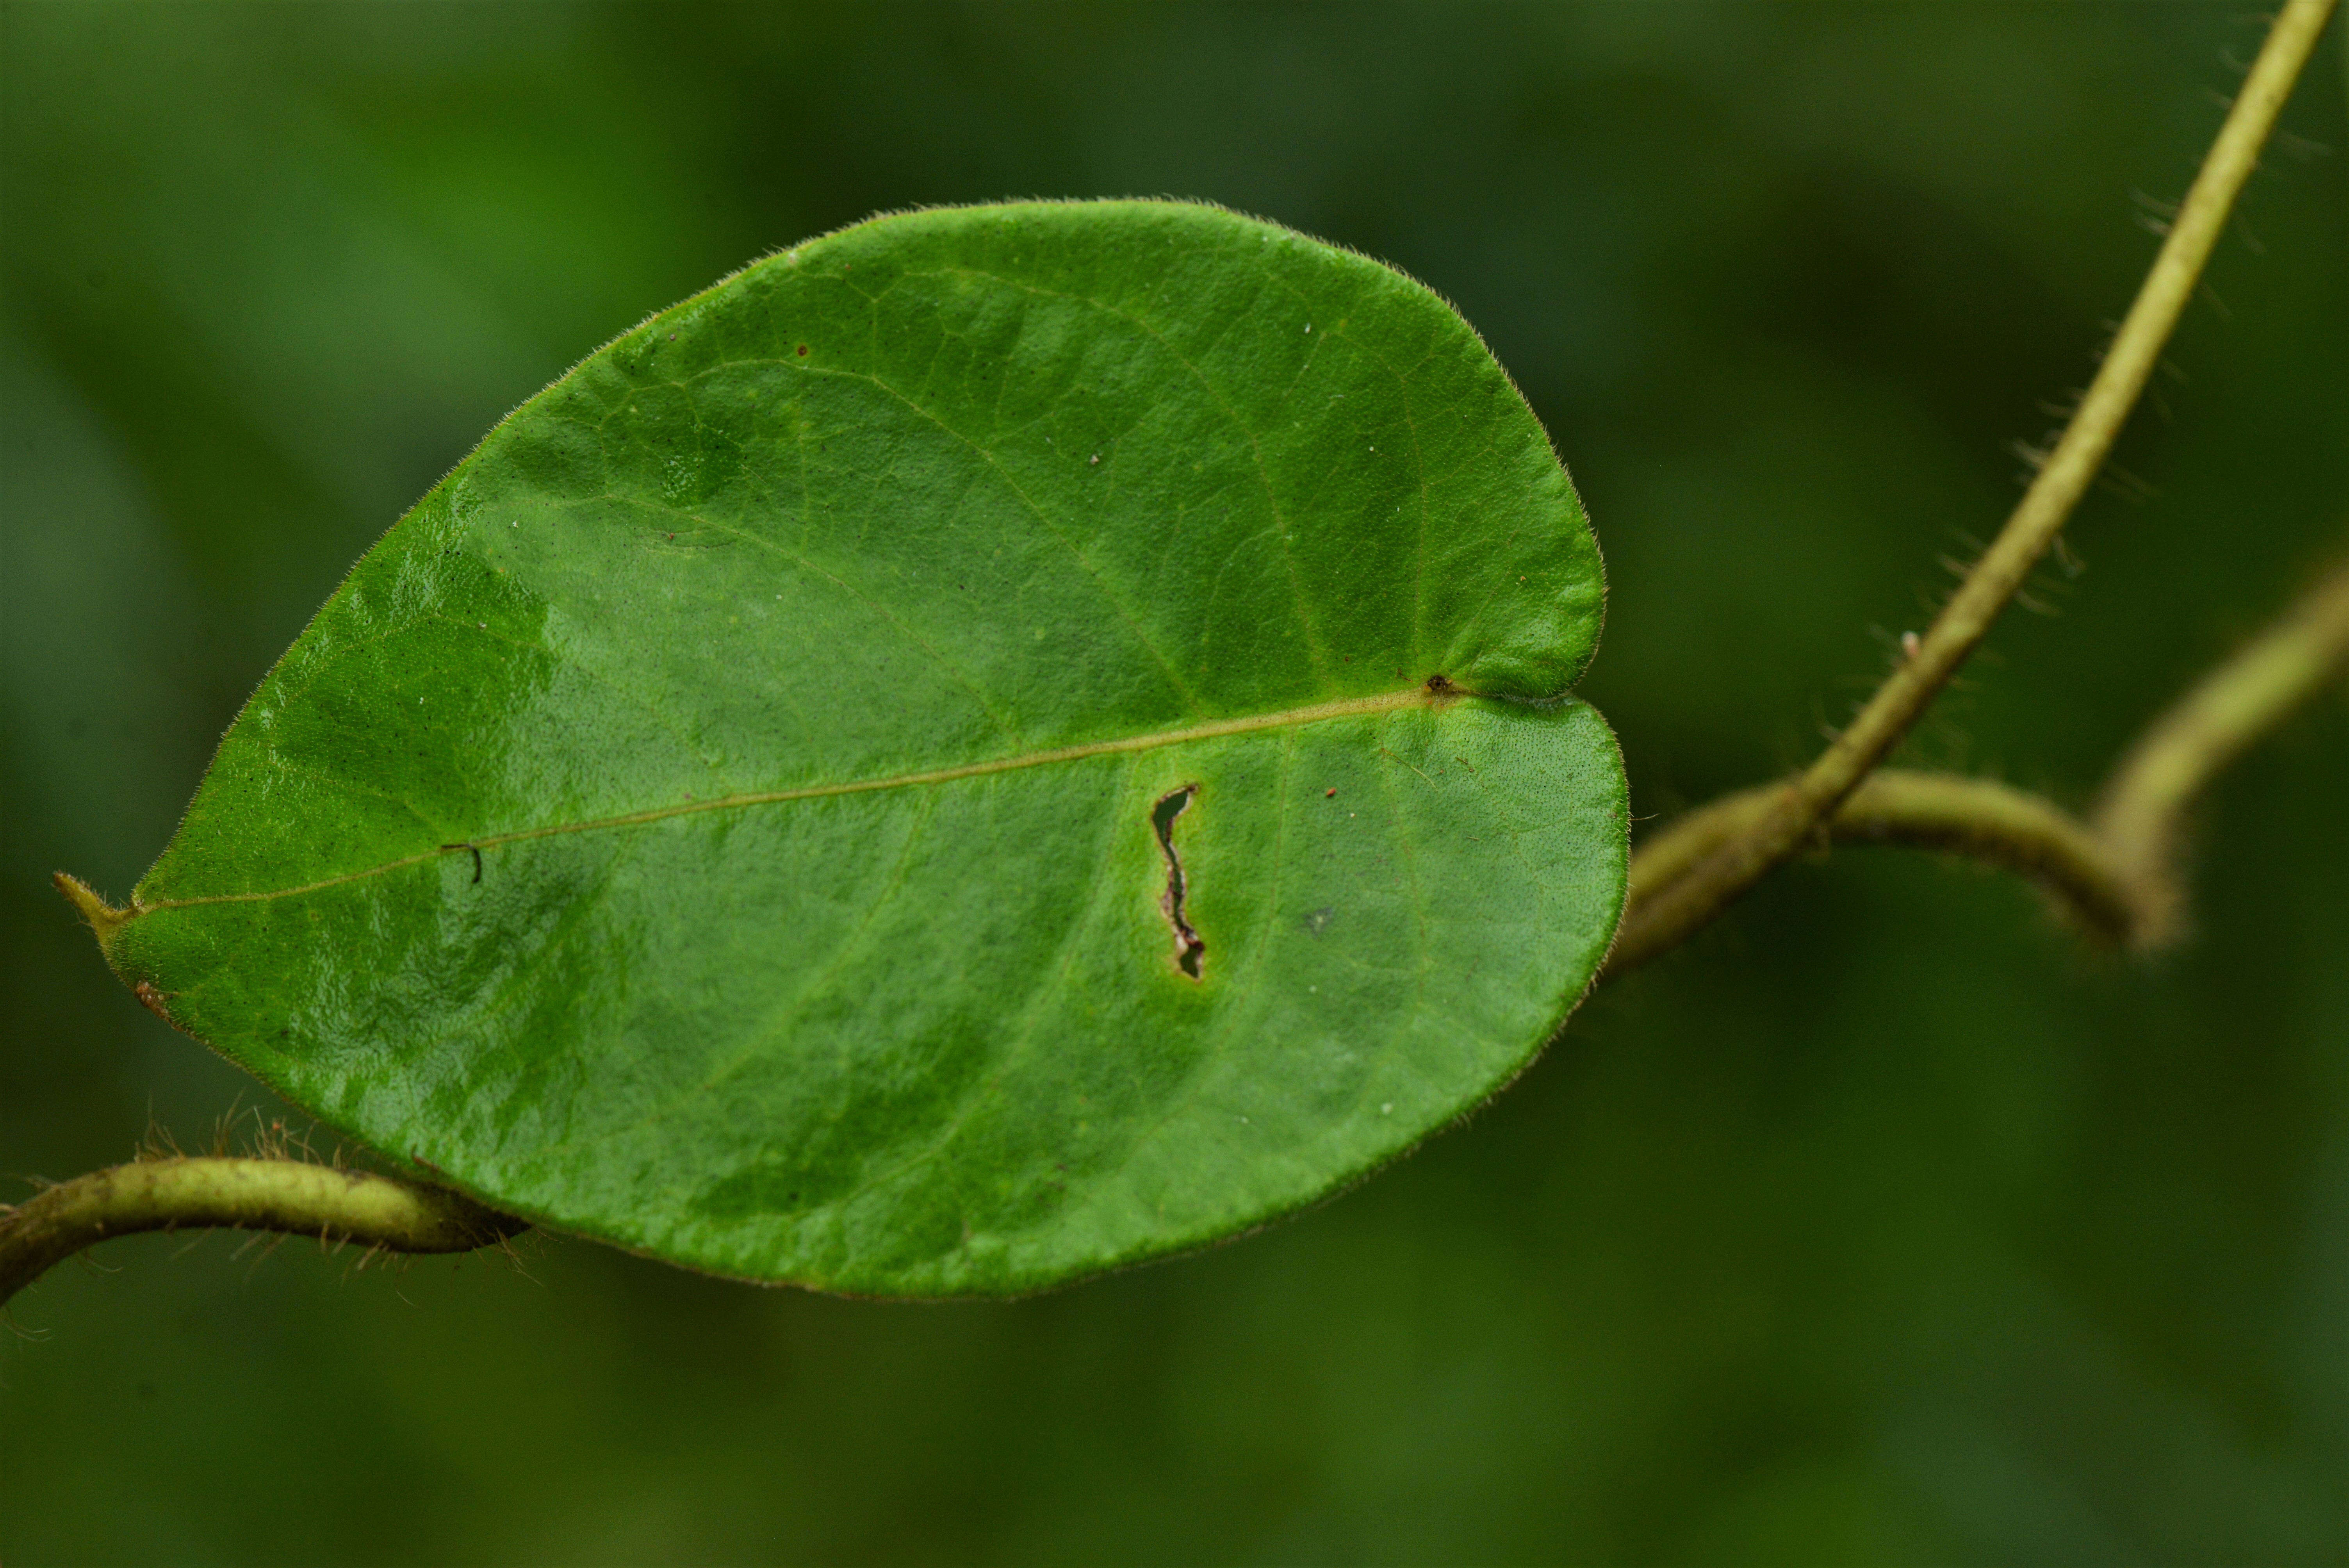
[83,201,1626,1295]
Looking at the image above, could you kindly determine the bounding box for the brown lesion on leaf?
[132,980,178,1026]
[1151,784,1206,980]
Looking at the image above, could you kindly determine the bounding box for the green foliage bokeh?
[3,3,2344,1563]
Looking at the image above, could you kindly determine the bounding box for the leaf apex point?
[53,871,133,946]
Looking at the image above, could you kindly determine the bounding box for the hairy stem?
[1606,0,2339,976]
[0,1157,526,1307]
[1625,770,2140,946]
[1615,550,2349,966]
[2094,551,2349,941]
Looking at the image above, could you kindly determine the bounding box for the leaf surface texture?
[105,202,1626,1293]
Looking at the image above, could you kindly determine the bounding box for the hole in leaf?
[1151,784,1206,980]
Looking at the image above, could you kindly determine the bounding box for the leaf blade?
[103,201,1626,1294]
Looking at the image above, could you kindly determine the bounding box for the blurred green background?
[4,4,2344,1563]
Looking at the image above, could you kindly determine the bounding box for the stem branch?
[1615,549,2349,966]
[2094,551,2349,939]
[1627,770,2139,943]
[0,1157,526,1307]
[1606,0,2338,976]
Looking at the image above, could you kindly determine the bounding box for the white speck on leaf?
[1381,1103,1394,1115]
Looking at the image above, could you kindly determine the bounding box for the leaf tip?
[53,871,134,951]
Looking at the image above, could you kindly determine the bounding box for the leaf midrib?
[136,684,1452,916]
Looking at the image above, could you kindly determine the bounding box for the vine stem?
[1615,548,2349,964]
[1624,769,2140,944]
[2094,551,2349,941]
[0,1158,525,1307]
[1606,0,2340,976]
